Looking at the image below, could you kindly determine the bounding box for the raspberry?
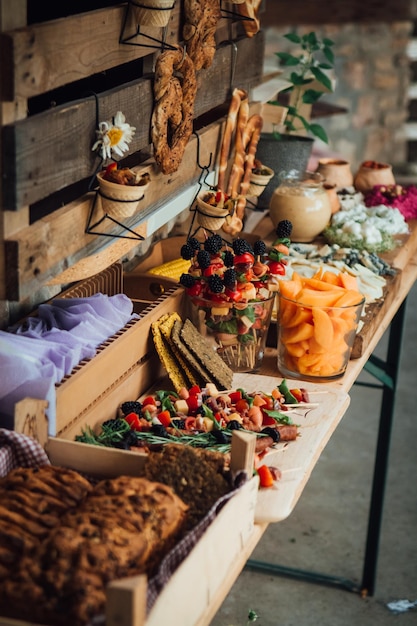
[181,242,195,260]
[253,240,267,257]
[276,220,293,239]
[120,401,142,416]
[223,250,235,267]
[197,249,211,269]
[179,273,196,288]
[208,274,224,293]
[204,234,223,254]
[223,268,237,288]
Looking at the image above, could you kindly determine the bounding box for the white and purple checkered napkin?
[0,428,50,478]
[0,293,138,435]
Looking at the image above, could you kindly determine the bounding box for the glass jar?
[269,170,332,242]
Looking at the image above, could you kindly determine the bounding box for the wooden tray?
[232,373,350,524]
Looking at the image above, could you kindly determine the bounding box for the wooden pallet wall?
[0,1,265,324]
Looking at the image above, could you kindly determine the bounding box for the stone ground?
[210,281,417,626]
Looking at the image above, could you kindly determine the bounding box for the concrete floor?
[210,281,417,626]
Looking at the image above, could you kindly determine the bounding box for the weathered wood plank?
[263,0,417,24]
[1,33,264,211]
[4,121,223,300]
[0,5,181,101]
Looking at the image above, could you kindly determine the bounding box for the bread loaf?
[0,467,188,626]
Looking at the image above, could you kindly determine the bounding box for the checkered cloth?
[0,428,50,477]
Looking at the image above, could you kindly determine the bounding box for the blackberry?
[179,273,196,288]
[188,237,201,251]
[232,238,253,255]
[120,401,142,416]
[223,267,237,288]
[208,274,224,293]
[253,240,267,257]
[276,220,293,239]
[180,242,195,260]
[223,249,235,267]
[197,249,211,269]
[114,430,139,449]
[204,234,223,254]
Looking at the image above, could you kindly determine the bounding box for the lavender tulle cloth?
[0,293,139,435]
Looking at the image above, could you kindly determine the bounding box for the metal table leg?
[246,298,408,597]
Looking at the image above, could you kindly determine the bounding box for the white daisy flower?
[92,111,136,160]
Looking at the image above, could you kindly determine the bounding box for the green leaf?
[318,62,333,70]
[276,52,300,66]
[302,89,323,104]
[290,72,307,86]
[323,37,335,47]
[310,66,333,92]
[284,32,301,44]
[305,32,318,46]
[324,46,335,64]
[309,123,329,143]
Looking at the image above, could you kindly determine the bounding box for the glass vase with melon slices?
[276,270,365,381]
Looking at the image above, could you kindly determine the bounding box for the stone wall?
[263,22,413,173]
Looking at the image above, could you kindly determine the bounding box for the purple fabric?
[0,293,138,435]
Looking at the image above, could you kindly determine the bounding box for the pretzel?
[183,0,221,71]
[217,88,248,194]
[237,0,262,38]
[226,93,249,198]
[233,113,263,222]
[151,47,197,175]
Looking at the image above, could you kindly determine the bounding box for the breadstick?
[217,88,247,193]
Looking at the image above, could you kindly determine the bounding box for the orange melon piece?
[308,336,327,354]
[334,290,364,307]
[297,288,343,308]
[321,270,341,286]
[279,279,302,301]
[302,277,344,292]
[285,341,308,357]
[338,272,360,291]
[283,322,314,344]
[312,307,334,350]
[279,300,298,326]
[283,306,313,329]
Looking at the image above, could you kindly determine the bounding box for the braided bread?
[183,0,221,71]
[151,46,197,175]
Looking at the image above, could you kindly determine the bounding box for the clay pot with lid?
[316,158,354,189]
[353,160,395,193]
[269,170,332,242]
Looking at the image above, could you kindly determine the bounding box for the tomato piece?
[289,388,303,403]
[261,413,276,426]
[188,385,201,396]
[124,412,141,431]
[158,410,171,427]
[257,465,275,488]
[142,396,156,406]
[235,398,250,413]
[104,162,117,175]
[228,390,242,404]
[186,395,201,413]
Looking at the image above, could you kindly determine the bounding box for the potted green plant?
[256,31,335,208]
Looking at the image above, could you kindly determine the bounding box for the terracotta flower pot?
[316,158,354,189]
[353,161,395,193]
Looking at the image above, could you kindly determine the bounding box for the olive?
[211,429,229,444]
[151,424,169,438]
[261,427,280,443]
[227,420,243,430]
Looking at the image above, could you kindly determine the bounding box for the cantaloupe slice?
[338,272,360,291]
[282,322,314,344]
[297,288,343,308]
[285,341,308,357]
[302,277,344,292]
[283,306,312,329]
[279,279,302,300]
[334,290,364,307]
[312,307,334,350]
